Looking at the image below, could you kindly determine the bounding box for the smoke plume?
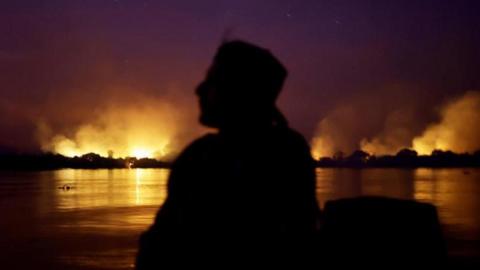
[312,90,480,158]
[413,91,480,155]
[360,109,418,156]
[37,96,203,159]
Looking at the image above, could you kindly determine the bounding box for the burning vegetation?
[37,98,200,160]
[312,91,480,159]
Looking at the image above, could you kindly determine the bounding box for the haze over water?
[1,168,479,269]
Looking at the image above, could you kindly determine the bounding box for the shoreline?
[1,150,479,171]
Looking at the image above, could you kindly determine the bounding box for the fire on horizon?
[45,89,480,160]
[37,101,192,159]
[311,91,480,159]
[0,1,479,160]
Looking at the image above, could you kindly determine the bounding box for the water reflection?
[316,168,480,247]
[413,169,480,239]
[315,168,415,206]
[53,169,169,211]
[1,168,479,269]
[45,168,480,254]
[48,168,480,240]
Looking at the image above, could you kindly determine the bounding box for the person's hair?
[214,40,288,105]
[213,40,289,127]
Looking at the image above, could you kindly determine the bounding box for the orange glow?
[311,136,334,160]
[39,101,190,159]
[131,147,156,159]
[53,168,169,210]
[413,91,480,155]
[49,130,170,159]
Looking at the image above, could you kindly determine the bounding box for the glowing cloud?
[311,106,366,159]
[360,109,416,156]
[311,90,480,158]
[38,99,199,159]
[413,91,480,155]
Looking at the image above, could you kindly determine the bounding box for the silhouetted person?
[136,41,319,269]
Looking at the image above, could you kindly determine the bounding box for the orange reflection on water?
[52,168,480,246]
[54,169,169,211]
[2,168,479,269]
[413,169,438,202]
[413,179,435,201]
[52,169,170,234]
[316,168,480,241]
[413,169,480,237]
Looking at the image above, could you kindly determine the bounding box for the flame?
[311,136,334,160]
[39,100,195,159]
[360,109,415,156]
[310,106,365,159]
[131,148,154,159]
[413,91,480,155]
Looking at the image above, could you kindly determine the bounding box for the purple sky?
[1,0,479,153]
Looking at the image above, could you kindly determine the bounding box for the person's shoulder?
[273,126,310,148]
[172,133,220,164]
[273,126,314,159]
[184,133,219,151]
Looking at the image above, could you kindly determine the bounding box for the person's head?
[196,40,288,130]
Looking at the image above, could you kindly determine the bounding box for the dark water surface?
[0,168,479,269]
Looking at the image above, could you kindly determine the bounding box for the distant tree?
[333,151,345,161]
[396,148,418,158]
[431,149,455,157]
[348,150,370,162]
[317,157,336,167]
[473,150,480,165]
[81,153,102,162]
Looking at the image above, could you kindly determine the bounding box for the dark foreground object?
[137,196,448,268]
[321,197,447,268]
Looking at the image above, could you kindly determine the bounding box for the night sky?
[1,0,479,156]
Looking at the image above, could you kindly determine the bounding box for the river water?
[0,168,479,269]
